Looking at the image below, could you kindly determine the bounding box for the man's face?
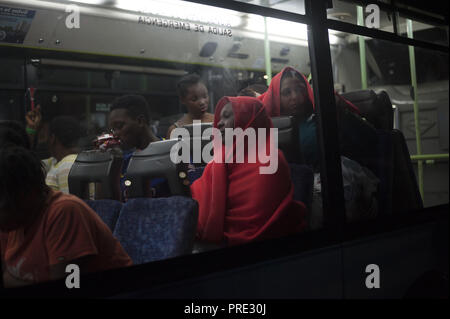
[280,77,308,117]
[181,83,210,117]
[108,109,141,150]
[216,103,234,144]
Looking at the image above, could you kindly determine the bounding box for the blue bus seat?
[68,149,123,200]
[84,199,122,232]
[187,166,206,184]
[124,139,190,199]
[112,196,198,264]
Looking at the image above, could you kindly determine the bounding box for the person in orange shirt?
[0,139,132,288]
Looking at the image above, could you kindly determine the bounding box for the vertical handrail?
[86,71,92,129]
[357,6,367,89]
[407,19,424,201]
[263,16,272,86]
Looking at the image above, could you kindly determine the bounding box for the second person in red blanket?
[190,96,307,247]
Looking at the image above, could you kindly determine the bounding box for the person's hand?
[25,104,42,131]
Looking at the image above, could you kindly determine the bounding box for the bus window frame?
[0,0,448,295]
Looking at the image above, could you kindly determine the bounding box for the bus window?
[233,0,306,15]
[0,0,333,286]
[330,29,449,213]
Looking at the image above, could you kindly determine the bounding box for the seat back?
[84,199,122,231]
[68,149,123,200]
[391,129,423,213]
[341,89,394,131]
[125,139,190,198]
[113,196,198,264]
[338,109,394,215]
[288,163,314,212]
[374,130,394,215]
[271,116,303,163]
[182,122,213,166]
[188,166,206,184]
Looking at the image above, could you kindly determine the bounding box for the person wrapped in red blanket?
[190,96,307,246]
[258,66,360,118]
[258,66,378,228]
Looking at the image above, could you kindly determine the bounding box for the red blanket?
[190,96,306,245]
[259,66,359,116]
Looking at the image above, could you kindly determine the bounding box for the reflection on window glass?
[397,16,448,46]
[0,0,328,287]
[233,0,305,15]
[331,32,449,214]
[327,0,396,33]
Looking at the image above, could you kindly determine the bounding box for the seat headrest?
[133,139,180,156]
[271,115,303,163]
[341,89,393,131]
[68,149,123,200]
[182,122,213,138]
[125,139,190,198]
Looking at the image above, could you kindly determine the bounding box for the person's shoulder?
[54,154,78,170]
[176,114,191,126]
[204,113,215,122]
[47,191,91,215]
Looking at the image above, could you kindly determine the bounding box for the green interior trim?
[357,6,367,90]
[263,16,272,86]
[411,154,449,161]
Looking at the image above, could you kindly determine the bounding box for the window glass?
[0,0,328,286]
[397,16,448,46]
[233,0,305,16]
[327,0,396,33]
[331,31,449,214]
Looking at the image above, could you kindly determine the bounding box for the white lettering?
[65,264,80,289]
[65,5,80,29]
[365,4,380,29]
[365,264,381,289]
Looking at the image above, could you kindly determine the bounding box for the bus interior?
[0,0,448,299]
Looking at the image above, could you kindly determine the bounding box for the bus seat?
[341,90,394,131]
[271,116,303,163]
[288,163,314,213]
[182,122,213,166]
[391,129,424,213]
[339,110,393,215]
[68,149,123,200]
[84,199,122,232]
[124,139,190,199]
[112,196,198,264]
[188,166,206,184]
[339,109,379,171]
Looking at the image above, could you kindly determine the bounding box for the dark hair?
[0,120,30,149]
[0,146,49,230]
[176,73,205,98]
[110,94,151,124]
[49,116,81,148]
[281,69,305,83]
[238,83,268,97]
